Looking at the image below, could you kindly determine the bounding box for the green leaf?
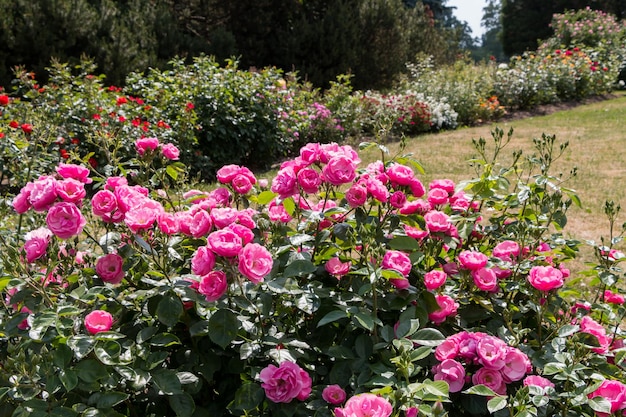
[557,324,579,337]
[166,165,179,180]
[487,396,508,413]
[157,293,184,328]
[28,311,56,341]
[423,380,449,397]
[353,312,375,331]
[208,309,239,349]
[395,319,420,339]
[283,259,317,278]
[137,326,157,343]
[282,197,296,217]
[150,333,182,347]
[411,328,445,346]
[295,292,320,314]
[90,391,129,408]
[588,396,612,414]
[94,340,121,365]
[227,382,264,412]
[75,359,108,383]
[317,310,349,327]
[67,335,97,360]
[154,370,182,395]
[387,236,420,251]
[59,369,78,391]
[464,384,498,396]
[254,190,278,205]
[169,392,196,417]
[53,344,73,368]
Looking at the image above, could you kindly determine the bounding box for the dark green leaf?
[154,370,182,395]
[59,369,78,391]
[75,359,108,383]
[353,312,375,331]
[387,236,420,251]
[487,396,508,413]
[227,382,264,412]
[208,309,239,349]
[283,259,317,278]
[411,328,445,346]
[169,392,196,417]
[317,310,349,327]
[94,340,121,365]
[150,333,181,347]
[157,293,184,328]
[90,391,129,408]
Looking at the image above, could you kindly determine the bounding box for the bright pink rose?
[114,185,148,213]
[56,163,92,184]
[190,209,213,238]
[12,182,34,213]
[389,191,407,209]
[472,267,499,292]
[408,178,425,197]
[493,240,520,261]
[400,199,430,215]
[458,250,488,271]
[23,227,52,263]
[91,190,118,216]
[429,294,459,324]
[501,347,531,383]
[476,335,507,370]
[580,315,611,353]
[84,310,113,335]
[604,289,625,304]
[404,225,428,240]
[30,176,58,212]
[161,143,180,160]
[429,179,455,195]
[405,407,418,417]
[46,202,86,239]
[231,174,253,194]
[268,200,292,223]
[210,207,238,229]
[191,246,216,276]
[216,164,241,184]
[427,188,449,206]
[334,393,393,417]
[56,178,86,203]
[227,224,254,246]
[124,199,163,233]
[424,270,447,290]
[297,167,322,194]
[322,155,357,186]
[325,257,351,278]
[366,178,389,203]
[432,359,466,392]
[157,212,179,235]
[523,375,555,390]
[104,176,128,191]
[198,270,228,302]
[299,142,322,164]
[390,277,410,289]
[424,210,450,233]
[259,361,312,403]
[208,229,242,257]
[434,335,461,361]
[322,384,346,405]
[208,187,232,207]
[527,265,564,291]
[271,166,298,198]
[587,380,626,417]
[135,137,159,155]
[96,253,125,284]
[382,250,412,277]
[386,163,414,186]
[238,243,273,283]
[471,367,506,395]
[346,184,368,208]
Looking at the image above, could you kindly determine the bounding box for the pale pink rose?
[198,270,228,302]
[334,393,393,417]
[428,188,449,206]
[424,270,447,290]
[210,207,238,229]
[432,359,466,392]
[208,229,242,257]
[56,163,92,184]
[493,240,520,261]
[56,178,86,203]
[382,250,412,277]
[231,174,253,194]
[434,335,460,361]
[191,246,216,276]
[114,185,148,213]
[580,315,611,353]
[161,143,180,160]
[206,187,231,208]
[271,166,298,198]
[46,202,86,239]
[96,253,125,284]
[389,191,407,209]
[404,225,428,240]
[238,243,273,283]
[523,375,555,390]
[429,294,458,324]
[189,209,213,238]
[429,179,455,195]
[23,227,52,262]
[322,155,356,186]
[135,137,160,155]
[471,367,506,395]
[91,190,118,216]
[84,310,113,335]
[322,384,346,405]
[297,167,321,194]
[386,163,415,186]
[299,142,322,164]
[366,177,389,203]
[476,335,507,370]
[346,184,368,208]
[157,212,179,235]
[424,210,450,233]
[604,289,625,304]
[501,347,531,383]
[104,176,128,191]
[227,223,255,246]
[12,182,34,213]
[30,176,58,212]
[124,199,163,233]
[458,250,488,271]
[527,265,564,291]
[400,199,430,215]
[587,380,626,417]
[325,257,351,278]
[258,178,269,188]
[472,267,499,292]
[259,361,312,403]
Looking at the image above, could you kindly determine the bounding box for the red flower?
[9,120,19,129]
[60,149,70,159]
[0,95,9,106]
[0,132,5,139]
[116,96,127,106]
[186,102,195,111]
[88,157,98,168]
[71,138,80,145]
[21,123,33,134]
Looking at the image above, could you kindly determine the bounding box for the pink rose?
[208,229,242,257]
[135,137,160,155]
[389,191,407,209]
[271,166,298,198]
[493,240,520,261]
[424,210,450,233]
[216,164,241,184]
[210,207,238,229]
[104,176,128,191]
[259,361,312,403]
[476,335,507,370]
[84,310,113,335]
[471,367,506,396]
[409,178,425,197]
[523,375,555,390]
[325,257,351,278]
[366,178,389,203]
[427,188,449,206]
[23,227,52,263]
[124,199,163,233]
[46,202,86,239]
[231,174,253,194]
[322,155,357,186]
[96,253,125,284]
[404,225,428,240]
[157,212,179,235]
[227,224,254,246]
[30,176,58,212]
[604,289,625,304]
[580,315,611,353]
[91,190,118,216]
[386,163,414,186]
[299,142,322,164]
[322,384,346,405]
[587,380,626,417]
[268,200,292,223]
[405,407,418,417]
[458,250,488,271]
[190,209,213,238]
[297,167,322,194]
[527,265,564,291]
[56,163,92,184]
[238,243,273,283]
[429,294,458,324]
[432,359,466,392]
[429,179,455,195]
[435,335,461,361]
[472,267,499,292]
[12,182,34,213]
[424,270,447,290]
[161,143,180,160]
[191,246,216,276]
[334,393,393,417]
[198,270,228,302]
[56,178,86,203]
[114,185,148,213]
[501,347,531,383]
[381,250,412,277]
[390,277,410,289]
[400,199,430,215]
[346,184,368,208]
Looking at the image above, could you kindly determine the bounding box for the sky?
[447,0,488,38]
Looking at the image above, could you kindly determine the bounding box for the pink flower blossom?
[84,310,113,335]
[408,178,425,197]
[429,294,458,324]
[389,191,407,209]
[191,246,216,276]
[210,207,238,229]
[476,335,507,370]
[458,250,488,271]
[322,384,346,405]
[161,143,180,160]
[189,209,213,238]
[299,142,322,164]
[208,229,242,257]
[424,270,447,290]
[231,174,253,194]
[366,178,389,203]
[297,167,322,194]
[472,267,499,292]
[30,176,58,212]
[23,227,52,263]
[381,250,412,277]
[580,315,611,353]
[604,289,625,304]
[56,163,92,184]
[124,199,163,233]
[322,155,357,186]
[405,407,418,417]
[523,375,555,390]
[501,347,531,383]
[104,176,128,191]
[259,361,312,403]
[472,367,506,395]
[271,166,298,198]
[527,265,564,291]
[157,212,179,235]
[334,393,393,417]
[91,190,118,217]
[386,163,415,186]
[268,199,292,223]
[198,270,228,302]
[95,253,125,284]
[12,182,34,213]
[432,359,466,392]
[587,380,626,417]
[216,164,241,184]
[424,210,450,233]
[238,243,273,283]
[429,179,455,195]
[325,257,351,278]
[493,240,520,261]
[427,188,449,206]
[346,184,368,208]
[56,178,86,203]
[400,199,430,215]
[135,137,159,156]
[46,202,86,239]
